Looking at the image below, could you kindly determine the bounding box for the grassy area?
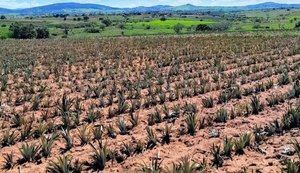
[0,25,10,38]
[126,19,216,28]
[1,8,300,39]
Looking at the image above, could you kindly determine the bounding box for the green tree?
[118,23,126,30]
[102,18,112,27]
[211,22,230,31]
[195,24,211,32]
[0,15,6,20]
[63,28,69,37]
[9,22,36,39]
[36,27,50,39]
[296,21,300,28]
[160,16,167,21]
[83,16,89,22]
[85,27,100,33]
[99,23,106,30]
[173,23,184,34]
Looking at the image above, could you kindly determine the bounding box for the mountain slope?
[169,4,201,11]
[0,2,300,15]
[17,3,120,15]
[245,2,300,9]
[125,5,172,12]
[0,8,13,14]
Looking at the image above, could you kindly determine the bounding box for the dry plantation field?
[1,35,300,173]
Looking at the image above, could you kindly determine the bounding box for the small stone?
[208,129,219,138]
[281,146,295,156]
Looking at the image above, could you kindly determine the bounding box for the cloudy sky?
[0,0,299,9]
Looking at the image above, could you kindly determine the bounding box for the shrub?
[106,124,117,138]
[202,96,214,108]
[36,27,50,39]
[61,129,73,150]
[9,22,36,39]
[40,134,58,158]
[289,81,300,98]
[84,108,101,123]
[211,22,230,31]
[253,126,265,144]
[284,159,299,173]
[77,125,91,146]
[173,23,184,34]
[122,142,134,157]
[118,23,126,30]
[250,95,263,115]
[234,133,250,155]
[160,16,167,21]
[165,157,200,173]
[211,144,223,168]
[11,113,24,128]
[85,27,100,33]
[3,152,14,170]
[116,118,129,135]
[93,125,103,141]
[223,137,233,158]
[278,71,290,86]
[185,113,197,136]
[102,18,112,27]
[195,24,211,32]
[46,155,75,173]
[292,139,300,158]
[282,105,300,130]
[57,93,74,116]
[1,130,18,147]
[295,21,300,28]
[161,124,172,145]
[19,143,41,163]
[83,16,89,21]
[267,93,285,107]
[89,142,108,170]
[145,25,151,30]
[215,108,227,123]
[116,91,128,115]
[140,154,163,172]
[252,24,261,29]
[234,137,245,155]
[146,126,158,149]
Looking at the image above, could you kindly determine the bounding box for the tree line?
[9,22,49,39]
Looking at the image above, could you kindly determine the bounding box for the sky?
[0,0,300,9]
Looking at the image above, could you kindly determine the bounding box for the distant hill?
[0,2,300,15]
[245,2,300,9]
[0,8,13,14]
[15,3,120,15]
[125,5,172,12]
[170,4,202,11]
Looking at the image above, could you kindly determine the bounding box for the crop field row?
[0,35,300,172]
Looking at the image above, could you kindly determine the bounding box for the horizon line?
[1,1,299,10]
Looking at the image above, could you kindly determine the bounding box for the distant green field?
[1,8,300,39]
[289,16,300,20]
[0,26,10,38]
[126,19,216,28]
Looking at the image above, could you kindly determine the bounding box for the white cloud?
[0,0,31,9]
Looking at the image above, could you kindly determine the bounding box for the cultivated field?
[1,35,300,173]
